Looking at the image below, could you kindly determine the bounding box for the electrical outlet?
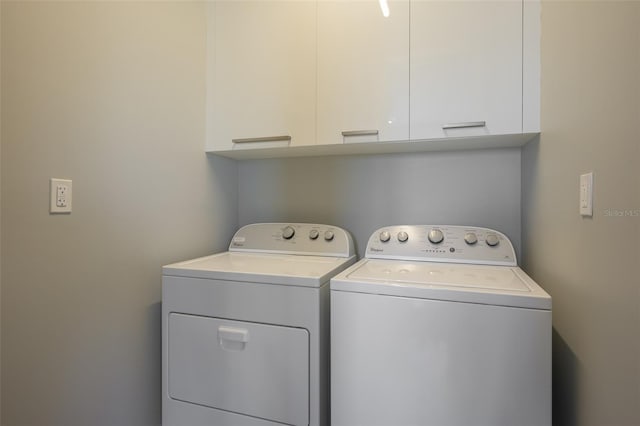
[50,178,72,213]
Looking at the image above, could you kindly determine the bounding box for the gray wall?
[3,2,638,426]
[239,148,522,259]
[522,2,640,425]
[0,3,2,420]
[0,3,3,420]
[1,3,237,426]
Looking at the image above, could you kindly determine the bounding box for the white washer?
[331,225,551,426]
[163,223,356,426]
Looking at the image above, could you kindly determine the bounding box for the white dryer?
[163,223,356,426]
[331,225,551,426]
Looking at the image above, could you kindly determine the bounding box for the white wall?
[1,2,237,425]
[522,2,640,425]
[239,148,522,258]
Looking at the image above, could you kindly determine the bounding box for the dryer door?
[168,313,309,426]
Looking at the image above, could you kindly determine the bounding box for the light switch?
[579,172,593,217]
[50,178,72,214]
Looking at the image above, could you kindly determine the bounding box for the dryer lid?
[163,251,356,288]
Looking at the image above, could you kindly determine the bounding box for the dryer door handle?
[218,326,250,342]
[218,326,250,351]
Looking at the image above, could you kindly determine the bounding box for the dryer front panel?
[168,313,309,426]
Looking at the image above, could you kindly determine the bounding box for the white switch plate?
[580,172,593,217]
[50,178,72,214]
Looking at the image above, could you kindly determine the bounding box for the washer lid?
[163,252,356,288]
[330,259,551,310]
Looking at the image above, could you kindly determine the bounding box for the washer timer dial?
[464,232,478,245]
[428,229,444,244]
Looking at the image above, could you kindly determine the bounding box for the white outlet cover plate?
[580,172,593,217]
[50,178,72,214]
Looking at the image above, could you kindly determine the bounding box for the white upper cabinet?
[207,0,540,159]
[317,0,410,145]
[207,1,316,151]
[410,0,523,140]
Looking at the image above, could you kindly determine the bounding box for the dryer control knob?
[282,226,295,240]
[486,233,500,247]
[397,231,409,243]
[428,229,444,244]
[379,231,391,243]
[464,232,478,245]
[324,230,335,241]
[309,229,319,240]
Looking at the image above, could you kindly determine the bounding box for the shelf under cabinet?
[206,133,540,161]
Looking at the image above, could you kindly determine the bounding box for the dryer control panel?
[229,223,355,258]
[365,225,516,266]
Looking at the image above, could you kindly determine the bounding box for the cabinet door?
[207,1,316,151]
[410,1,522,140]
[317,1,409,145]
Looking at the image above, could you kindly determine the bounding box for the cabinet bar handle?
[232,135,292,144]
[341,130,379,137]
[442,121,486,130]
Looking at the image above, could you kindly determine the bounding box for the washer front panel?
[330,290,552,426]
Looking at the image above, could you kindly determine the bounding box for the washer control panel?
[229,223,355,257]
[366,225,516,266]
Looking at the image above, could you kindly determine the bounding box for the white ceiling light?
[379,0,390,17]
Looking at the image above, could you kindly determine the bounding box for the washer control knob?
[324,230,335,241]
[486,233,500,247]
[428,229,444,244]
[282,226,295,240]
[397,231,409,243]
[309,229,319,240]
[379,231,391,243]
[464,232,478,245]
